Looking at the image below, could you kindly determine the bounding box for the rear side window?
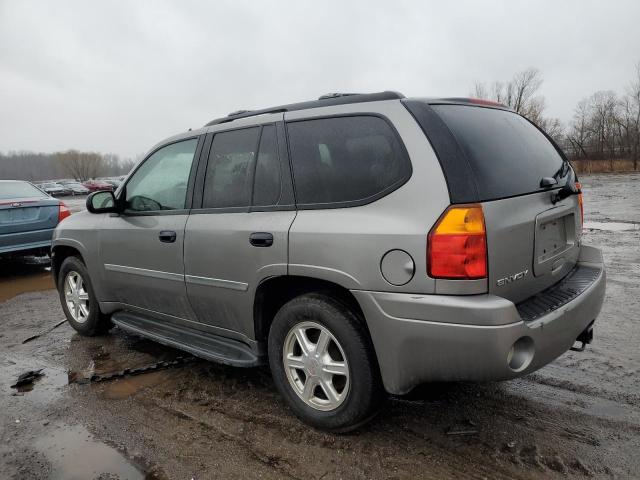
[287,116,411,206]
[203,127,260,208]
[430,105,565,201]
[252,125,281,206]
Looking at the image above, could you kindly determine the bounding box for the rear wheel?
[268,293,384,432]
[58,256,111,336]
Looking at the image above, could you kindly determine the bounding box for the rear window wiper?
[540,160,570,188]
[539,176,558,188]
[551,167,581,204]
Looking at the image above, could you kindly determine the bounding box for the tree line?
[473,63,640,172]
[0,150,136,182]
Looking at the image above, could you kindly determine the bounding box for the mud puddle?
[99,370,174,400]
[67,341,186,400]
[583,220,640,231]
[0,255,54,302]
[34,423,162,480]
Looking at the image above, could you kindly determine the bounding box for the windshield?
[431,105,567,201]
[0,181,49,200]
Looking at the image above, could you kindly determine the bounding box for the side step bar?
[111,311,262,367]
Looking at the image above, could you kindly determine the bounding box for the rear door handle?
[249,232,273,247]
[159,230,177,243]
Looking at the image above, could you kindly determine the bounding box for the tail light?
[58,202,71,222]
[428,205,487,279]
[575,182,584,227]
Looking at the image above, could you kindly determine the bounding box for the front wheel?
[58,256,111,336]
[268,293,385,432]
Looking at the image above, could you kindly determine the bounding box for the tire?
[57,256,111,336]
[268,293,385,432]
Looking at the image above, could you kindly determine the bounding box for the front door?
[100,136,202,320]
[184,119,296,340]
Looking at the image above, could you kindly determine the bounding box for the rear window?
[287,116,411,206]
[0,181,48,200]
[431,105,565,201]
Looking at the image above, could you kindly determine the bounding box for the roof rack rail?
[227,109,253,117]
[318,92,360,100]
[205,91,404,127]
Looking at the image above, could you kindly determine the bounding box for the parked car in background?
[103,179,122,189]
[82,180,114,192]
[59,181,90,195]
[37,182,70,196]
[1,180,71,256]
[52,91,605,431]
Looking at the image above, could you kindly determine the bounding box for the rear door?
[407,102,582,303]
[0,182,59,252]
[184,115,296,340]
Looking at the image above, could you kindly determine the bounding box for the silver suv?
[52,92,606,431]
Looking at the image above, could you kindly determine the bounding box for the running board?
[111,311,261,367]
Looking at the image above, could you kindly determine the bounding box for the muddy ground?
[1,173,639,479]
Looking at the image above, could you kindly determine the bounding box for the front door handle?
[159,230,177,243]
[249,232,273,247]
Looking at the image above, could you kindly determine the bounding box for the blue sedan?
[0,180,71,256]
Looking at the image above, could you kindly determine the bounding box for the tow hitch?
[570,322,594,352]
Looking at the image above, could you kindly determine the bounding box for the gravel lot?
[1,173,639,479]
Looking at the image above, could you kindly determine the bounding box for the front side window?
[287,116,411,205]
[202,127,260,208]
[125,138,198,212]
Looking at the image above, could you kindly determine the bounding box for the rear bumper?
[0,228,54,255]
[352,245,606,395]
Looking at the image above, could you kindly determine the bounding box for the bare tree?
[623,62,640,168]
[472,68,564,143]
[567,99,591,159]
[55,150,104,181]
[473,68,545,116]
[473,82,487,100]
[588,90,619,164]
[538,116,564,143]
[510,68,544,116]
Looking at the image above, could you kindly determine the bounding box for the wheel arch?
[51,241,87,285]
[253,275,367,345]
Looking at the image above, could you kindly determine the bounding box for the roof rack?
[205,91,404,127]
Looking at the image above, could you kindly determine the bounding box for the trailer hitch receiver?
[570,322,594,352]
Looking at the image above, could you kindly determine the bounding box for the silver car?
[59,181,90,195]
[52,92,605,431]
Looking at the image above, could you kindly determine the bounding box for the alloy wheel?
[64,270,90,323]
[283,321,350,411]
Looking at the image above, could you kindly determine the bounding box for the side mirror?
[86,191,118,214]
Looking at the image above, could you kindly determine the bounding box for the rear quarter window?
[286,116,411,207]
[430,105,565,201]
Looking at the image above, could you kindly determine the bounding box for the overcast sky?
[1,0,639,158]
